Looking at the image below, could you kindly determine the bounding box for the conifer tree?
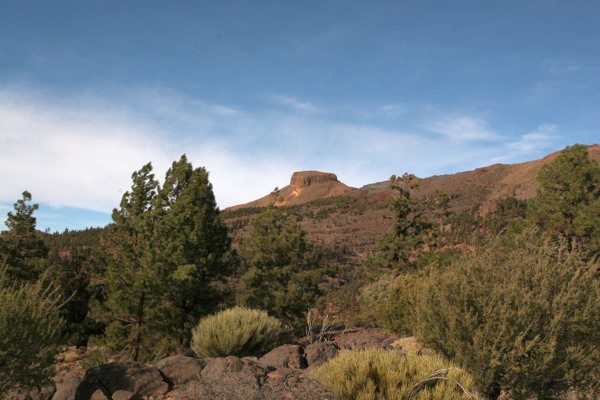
[94,157,232,358]
[370,173,439,270]
[0,191,48,282]
[528,144,600,256]
[237,209,328,327]
[95,163,163,361]
[154,155,231,350]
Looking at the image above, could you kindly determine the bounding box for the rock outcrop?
[290,171,339,189]
[154,355,206,385]
[258,344,307,370]
[228,170,355,209]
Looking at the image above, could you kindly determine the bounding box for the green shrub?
[359,272,422,334]
[0,268,64,396]
[360,250,458,334]
[190,306,282,358]
[410,230,600,400]
[314,348,476,400]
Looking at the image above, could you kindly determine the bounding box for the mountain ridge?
[229,144,600,213]
[223,144,600,263]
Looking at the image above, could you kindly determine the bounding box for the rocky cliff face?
[290,171,339,189]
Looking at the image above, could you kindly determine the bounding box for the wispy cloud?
[492,124,559,163]
[270,94,321,113]
[380,103,406,117]
[210,105,239,116]
[508,124,558,152]
[426,116,501,141]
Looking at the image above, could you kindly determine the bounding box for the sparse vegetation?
[190,306,282,358]
[314,348,476,400]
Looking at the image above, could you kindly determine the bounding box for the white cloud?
[492,124,559,163]
[427,116,501,141]
[0,89,300,211]
[210,105,239,116]
[0,91,172,212]
[508,124,557,152]
[270,94,321,113]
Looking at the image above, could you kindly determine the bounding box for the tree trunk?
[132,294,145,361]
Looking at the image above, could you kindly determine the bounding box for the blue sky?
[1,0,599,232]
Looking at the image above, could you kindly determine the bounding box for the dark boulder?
[74,362,168,400]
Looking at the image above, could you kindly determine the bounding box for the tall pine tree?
[95,163,163,361]
[94,157,232,358]
[154,155,231,351]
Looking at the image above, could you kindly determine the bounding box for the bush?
[314,348,476,400]
[190,307,282,358]
[410,230,600,400]
[359,250,458,334]
[359,272,422,334]
[0,268,64,396]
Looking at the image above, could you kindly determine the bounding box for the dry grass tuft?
[313,348,476,400]
[191,306,282,358]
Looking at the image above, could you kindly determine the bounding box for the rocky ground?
[7,328,403,400]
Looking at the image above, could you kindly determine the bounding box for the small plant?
[314,348,476,400]
[191,307,282,358]
[304,308,335,344]
[81,347,110,370]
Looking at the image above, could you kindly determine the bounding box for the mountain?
[232,145,600,212]
[228,171,355,209]
[223,144,600,262]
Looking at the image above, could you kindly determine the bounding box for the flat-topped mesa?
[290,171,339,189]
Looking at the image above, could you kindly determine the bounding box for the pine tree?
[0,191,48,282]
[94,157,232,358]
[154,155,231,351]
[237,209,328,327]
[370,174,439,270]
[528,144,600,256]
[95,163,163,361]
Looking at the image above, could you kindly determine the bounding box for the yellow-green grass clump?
[191,306,282,358]
[314,348,476,400]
